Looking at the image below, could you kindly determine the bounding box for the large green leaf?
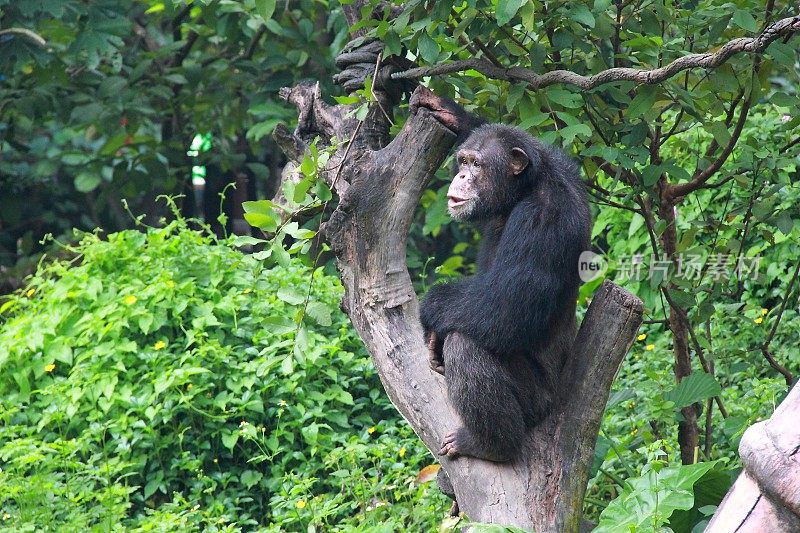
[664,372,722,408]
[496,0,528,26]
[595,462,718,532]
[255,0,277,21]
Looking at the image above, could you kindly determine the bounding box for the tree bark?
[273,81,643,530]
[706,383,800,532]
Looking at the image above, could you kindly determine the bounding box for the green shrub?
[0,220,446,531]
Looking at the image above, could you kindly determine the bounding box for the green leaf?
[306,301,332,326]
[771,91,799,107]
[301,423,319,445]
[243,212,278,232]
[626,87,658,119]
[559,124,592,145]
[49,344,74,365]
[606,388,635,407]
[641,165,663,187]
[100,132,128,156]
[546,87,583,108]
[667,288,695,309]
[569,4,595,28]
[590,435,612,479]
[519,1,536,28]
[255,0,277,21]
[144,478,161,499]
[138,314,154,335]
[261,317,296,335]
[273,241,290,267]
[596,462,718,532]
[705,122,731,147]
[731,10,757,32]
[221,430,239,451]
[496,0,527,26]
[164,73,187,85]
[277,287,305,305]
[231,235,266,247]
[242,200,275,214]
[240,469,263,489]
[293,178,312,203]
[75,172,102,193]
[664,372,721,408]
[417,32,439,63]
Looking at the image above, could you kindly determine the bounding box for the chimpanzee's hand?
[333,38,414,99]
[409,86,466,134]
[427,330,445,375]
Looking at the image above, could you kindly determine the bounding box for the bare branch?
[667,95,752,199]
[392,16,800,90]
[759,258,800,386]
[0,28,47,47]
[781,135,800,153]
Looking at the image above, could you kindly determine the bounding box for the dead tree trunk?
[273,80,643,530]
[706,382,800,532]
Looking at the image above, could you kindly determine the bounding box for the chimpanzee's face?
[447,149,484,220]
[448,140,530,221]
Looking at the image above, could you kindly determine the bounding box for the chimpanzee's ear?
[510,147,529,175]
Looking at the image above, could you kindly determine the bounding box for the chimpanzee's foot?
[439,429,463,457]
[438,427,516,462]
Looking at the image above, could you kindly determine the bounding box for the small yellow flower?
[637,333,647,341]
[123,295,137,305]
[367,426,376,434]
[296,499,306,509]
[761,308,768,316]
[627,401,636,409]
[3,512,11,520]
[187,383,193,390]
[243,288,253,294]
[399,447,406,458]
[645,344,655,351]
[44,363,55,373]
[25,288,35,297]
[279,399,287,406]
[754,317,763,324]
[154,340,166,350]
[240,420,248,427]
[630,426,638,435]
[165,280,175,288]
[213,458,218,463]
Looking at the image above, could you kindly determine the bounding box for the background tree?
[0,0,345,287]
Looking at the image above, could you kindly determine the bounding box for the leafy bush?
[0,219,446,530]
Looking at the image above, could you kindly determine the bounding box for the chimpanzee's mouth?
[447,196,469,208]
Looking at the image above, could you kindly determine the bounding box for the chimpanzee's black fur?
[419,118,591,462]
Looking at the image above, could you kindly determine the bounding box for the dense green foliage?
[0,221,446,531]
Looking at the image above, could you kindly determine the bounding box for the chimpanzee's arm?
[409,86,485,143]
[419,278,470,338]
[425,200,585,357]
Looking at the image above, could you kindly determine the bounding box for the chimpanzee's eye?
[473,160,481,168]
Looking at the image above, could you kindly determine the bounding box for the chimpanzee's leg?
[439,332,526,462]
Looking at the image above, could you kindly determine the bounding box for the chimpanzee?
[413,87,591,462]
